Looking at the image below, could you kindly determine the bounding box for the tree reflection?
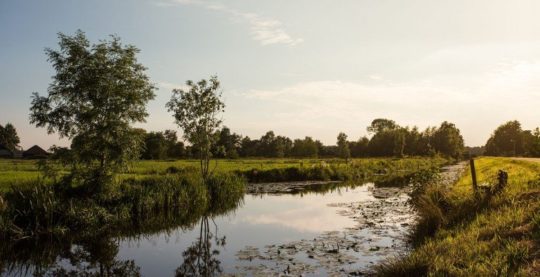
[1,235,141,277]
[176,216,225,277]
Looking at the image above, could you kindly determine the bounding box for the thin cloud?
[158,0,303,46]
[240,60,540,146]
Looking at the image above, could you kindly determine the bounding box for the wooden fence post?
[470,158,478,194]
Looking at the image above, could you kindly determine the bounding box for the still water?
[4,182,414,276]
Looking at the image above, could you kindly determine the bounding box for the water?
[2,182,415,276]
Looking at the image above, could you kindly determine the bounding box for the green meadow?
[378,157,540,276]
[0,157,446,191]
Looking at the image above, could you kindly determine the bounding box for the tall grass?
[0,157,447,188]
[0,172,245,240]
[376,157,540,276]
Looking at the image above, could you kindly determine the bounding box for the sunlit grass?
[0,157,446,189]
[377,157,540,276]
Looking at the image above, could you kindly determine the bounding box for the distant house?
[0,144,23,158]
[23,145,49,159]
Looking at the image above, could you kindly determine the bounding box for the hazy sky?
[2,0,540,149]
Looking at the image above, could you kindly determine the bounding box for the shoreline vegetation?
[376,157,540,276]
[0,157,446,239]
[0,157,444,275]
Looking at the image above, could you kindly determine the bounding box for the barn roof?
[23,145,49,156]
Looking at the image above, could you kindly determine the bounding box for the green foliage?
[485,120,540,157]
[290,136,320,158]
[431,121,465,159]
[29,30,156,189]
[336,132,350,161]
[485,120,523,156]
[0,123,20,151]
[140,129,186,160]
[237,158,444,183]
[213,127,242,158]
[166,76,225,179]
[0,173,245,240]
[377,157,540,275]
[366,119,464,159]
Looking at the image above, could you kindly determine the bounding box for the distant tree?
[164,130,185,159]
[166,76,225,180]
[350,137,369,158]
[527,128,540,157]
[368,122,403,157]
[485,121,525,156]
[404,127,423,156]
[464,146,485,158]
[291,137,319,158]
[213,127,241,159]
[142,131,168,160]
[274,136,293,158]
[29,30,155,190]
[367,118,398,134]
[431,121,464,159]
[239,136,258,157]
[0,123,20,151]
[337,132,350,161]
[259,131,276,157]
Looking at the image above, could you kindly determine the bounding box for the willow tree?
[29,30,155,190]
[166,76,225,181]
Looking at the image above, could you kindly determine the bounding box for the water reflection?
[175,217,225,277]
[0,235,140,277]
[0,183,244,277]
[1,179,415,276]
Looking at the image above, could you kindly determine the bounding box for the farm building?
[0,144,23,158]
[23,145,49,159]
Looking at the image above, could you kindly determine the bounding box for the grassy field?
[378,157,540,276]
[0,157,445,191]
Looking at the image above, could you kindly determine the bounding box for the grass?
[0,172,245,240]
[0,156,448,273]
[0,157,447,191]
[377,157,540,276]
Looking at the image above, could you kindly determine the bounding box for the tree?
[336,132,350,161]
[213,127,241,159]
[367,118,397,134]
[291,137,319,158]
[29,30,155,189]
[526,128,540,157]
[166,76,225,181]
[350,137,369,158]
[485,121,525,156]
[366,119,403,157]
[431,121,464,159]
[164,130,185,159]
[142,131,168,160]
[0,123,20,151]
[239,136,258,157]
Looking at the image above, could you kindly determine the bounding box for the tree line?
[135,118,465,160]
[7,30,538,173]
[484,120,540,157]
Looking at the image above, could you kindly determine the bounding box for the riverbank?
[0,157,447,191]
[377,157,540,276]
[0,157,445,275]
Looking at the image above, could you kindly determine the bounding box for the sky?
[1,0,540,149]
